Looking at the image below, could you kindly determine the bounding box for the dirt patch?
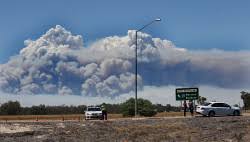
[0,124,32,134]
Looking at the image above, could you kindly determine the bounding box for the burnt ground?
[0,116,250,142]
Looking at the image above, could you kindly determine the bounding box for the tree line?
[0,101,87,115]
[0,98,181,116]
[2,91,247,117]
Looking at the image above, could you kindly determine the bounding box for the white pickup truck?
[85,106,103,120]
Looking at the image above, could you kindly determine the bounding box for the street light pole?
[135,18,161,117]
[135,31,138,117]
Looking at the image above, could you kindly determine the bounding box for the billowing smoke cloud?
[0,25,249,97]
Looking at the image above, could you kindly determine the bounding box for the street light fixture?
[155,18,161,21]
[135,18,161,117]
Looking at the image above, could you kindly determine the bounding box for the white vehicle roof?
[209,102,227,104]
[198,102,229,106]
[87,106,101,108]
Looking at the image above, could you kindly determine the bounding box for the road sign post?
[176,88,199,117]
[176,88,199,101]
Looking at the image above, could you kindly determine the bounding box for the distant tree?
[100,103,122,114]
[241,91,250,110]
[121,98,135,116]
[165,104,172,112]
[77,105,87,113]
[0,101,21,115]
[21,107,32,115]
[165,104,181,112]
[197,96,207,105]
[154,104,166,112]
[121,98,157,117]
[31,105,47,115]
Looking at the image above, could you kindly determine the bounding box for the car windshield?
[203,103,211,106]
[87,107,101,111]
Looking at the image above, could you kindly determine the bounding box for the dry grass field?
[1,115,250,142]
[0,112,190,122]
[155,111,192,117]
[0,114,83,122]
[2,112,250,141]
[0,114,122,122]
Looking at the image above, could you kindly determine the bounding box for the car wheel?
[233,110,240,116]
[208,111,215,117]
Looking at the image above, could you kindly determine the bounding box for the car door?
[211,103,223,115]
[218,103,231,116]
[221,103,232,115]
[214,103,231,116]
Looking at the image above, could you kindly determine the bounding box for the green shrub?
[0,101,21,115]
[121,98,156,117]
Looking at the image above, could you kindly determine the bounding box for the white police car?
[85,106,103,120]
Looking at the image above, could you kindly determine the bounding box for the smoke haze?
[0,25,249,102]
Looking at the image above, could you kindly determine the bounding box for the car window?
[222,103,230,107]
[203,103,211,106]
[212,103,230,107]
[211,103,218,107]
[87,107,101,111]
[211,103,224,107]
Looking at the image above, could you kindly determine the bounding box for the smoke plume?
[0,25,249,97]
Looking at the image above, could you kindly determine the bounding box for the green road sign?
[176,88,199,101]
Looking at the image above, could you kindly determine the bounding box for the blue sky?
[1,0,250,106]
[0,0,250,63]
